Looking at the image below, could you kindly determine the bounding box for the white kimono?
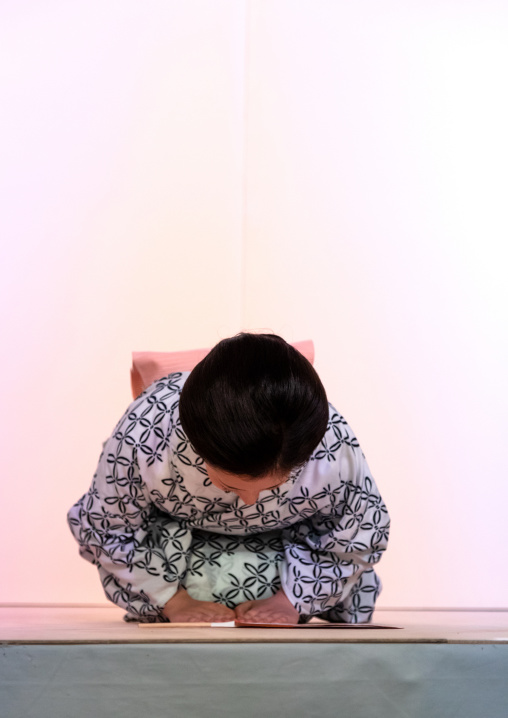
[67,372,390,623]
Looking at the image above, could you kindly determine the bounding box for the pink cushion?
[131,340,315,398]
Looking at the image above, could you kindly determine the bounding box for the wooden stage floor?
[0,605,507,644]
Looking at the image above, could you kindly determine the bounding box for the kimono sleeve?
[279,441,390,622]
[67,383,192,622]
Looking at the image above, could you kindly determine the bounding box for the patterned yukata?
[67,372,390,623]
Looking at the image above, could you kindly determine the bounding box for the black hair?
[178,332,329,479]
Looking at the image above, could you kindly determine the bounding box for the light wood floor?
[1,605,507,644]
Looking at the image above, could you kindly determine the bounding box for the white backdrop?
[1,0,507,608]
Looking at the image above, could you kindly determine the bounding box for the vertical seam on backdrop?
[240,0,251,331]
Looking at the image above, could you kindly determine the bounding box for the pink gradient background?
[1,1,507,608]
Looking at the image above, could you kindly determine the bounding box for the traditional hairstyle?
[178,332,329,478]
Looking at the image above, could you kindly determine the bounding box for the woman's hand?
[162,587,236,622]
[234,588,300,624]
